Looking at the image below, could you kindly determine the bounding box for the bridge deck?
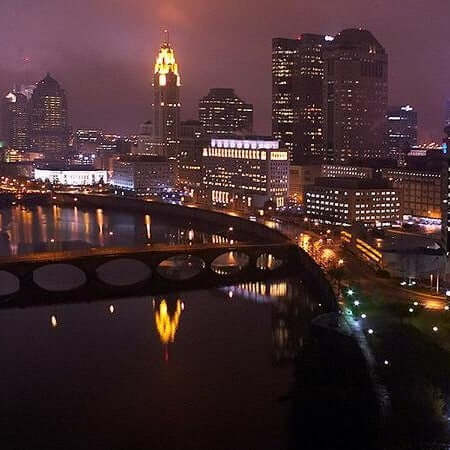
[0,242,294,266]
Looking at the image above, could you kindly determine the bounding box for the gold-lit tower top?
[154,30,181,87]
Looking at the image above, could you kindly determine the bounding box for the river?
[0,204,323,449]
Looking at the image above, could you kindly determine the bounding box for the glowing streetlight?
[361,314,367,319]
[353,300,360,306]
[347,289,354,296]
[368,329,374,335]
[432,326,439,332]
[384,360,389,366]
[51,315,58,328]
[409,308,414,313]
[109,305,115,314]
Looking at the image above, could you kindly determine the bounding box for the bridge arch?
[0,270,20,296]
[96,258,152,287]
[33,264,87,292]
[156,255,206,281]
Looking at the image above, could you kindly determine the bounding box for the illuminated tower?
[2,90,30,151]
[323,29,388,162]
[272,35,329,163]
[30,73,68,158]
[152,32,181,157]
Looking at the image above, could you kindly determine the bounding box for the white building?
[306,177,400,228]
[202,137,289,211]
[110,155,174,194]
[34,166,107,185]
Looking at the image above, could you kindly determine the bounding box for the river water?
[0,205,323,450]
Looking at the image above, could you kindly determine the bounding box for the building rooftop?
[35,164,101,171]
[332,28,386,54]
[118,155,168,163]
[314,177,392,190]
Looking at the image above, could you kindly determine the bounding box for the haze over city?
[1,0,448,139]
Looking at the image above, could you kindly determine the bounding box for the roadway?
[274,217,449,311]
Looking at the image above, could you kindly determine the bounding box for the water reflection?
[0,205,227,256]
[153,298,184,362]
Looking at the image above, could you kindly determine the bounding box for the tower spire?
[163,28,170,46]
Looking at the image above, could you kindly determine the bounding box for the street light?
[338,259,344,266]
[347,289,354,296]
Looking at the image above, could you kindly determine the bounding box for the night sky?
[1,0,449,140]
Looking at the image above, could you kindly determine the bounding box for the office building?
[2,91,30,152]
[202,137,289,211]
[152,33,181,156]
[75,129,103,151]
[294,34,328,160]
[386,105,418,160]
[321,163,374,179]
[381,167,441,220]
[288,164,321,203]
[30,73,68,157]
[110,155,174,194]
[34,166,107,185]
[135,121,154,154]
[177,120,208,193]
[323,29,388,161]
[199,88,253,136]
[305,177,400,227]
[272,35,329,162]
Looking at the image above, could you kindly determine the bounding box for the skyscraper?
[272,35,329,163]
[199,88,253,136]
[323,29,388,162]
[272,38,299,160]
[386,105,418,160]
[2,91,30,151]
[30,73,68,157]
[152,33,181,156]
[294,34,328,161]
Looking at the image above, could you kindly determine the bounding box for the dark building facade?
[30,73,68,157]
[198,88,253,136]
[386,105,418,160]
[2,91,30,151]
[272,35,329,163]
[152,36,181,154]
[177,120,208,194]
[323,29,388,162]
[294,34,328,161]
[272,38,299,160]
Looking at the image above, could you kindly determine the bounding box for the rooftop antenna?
[163,28,170,45]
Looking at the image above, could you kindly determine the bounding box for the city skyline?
[0,0,448,141]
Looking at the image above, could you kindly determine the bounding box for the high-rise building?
[272,35,330,163]
[272,38,299,160]
[2,91,30,151]
[152,33,181,157]
[323,29,388,162]
[386,105,418,160]
[294,34,328,161]
[30,73,68,157]
[199,88,253,136]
